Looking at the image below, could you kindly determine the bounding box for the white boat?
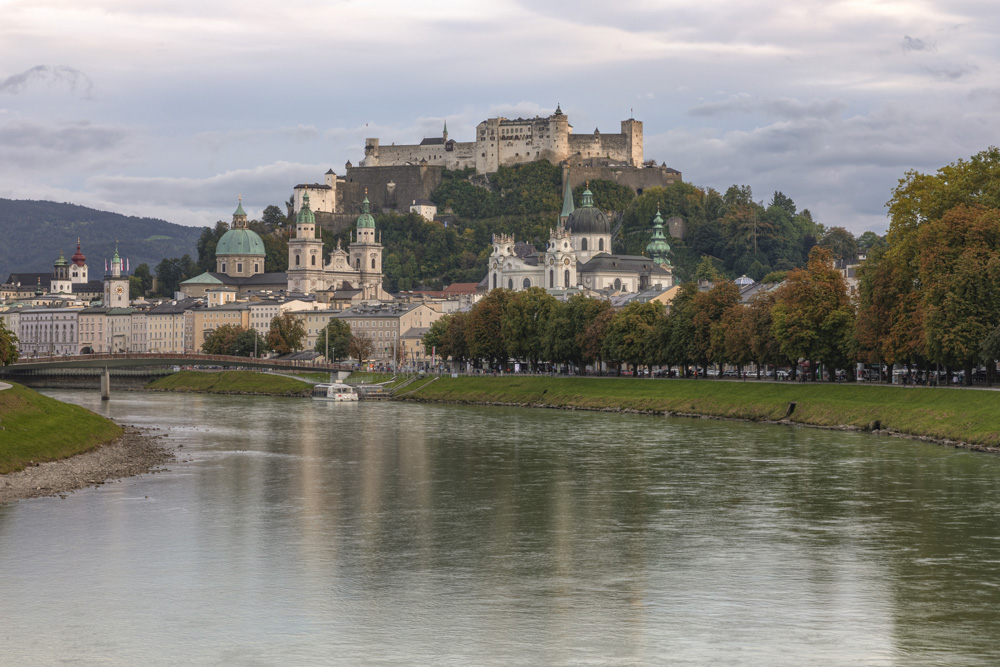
[311,383,360,402]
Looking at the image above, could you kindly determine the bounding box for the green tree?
[465,289,513,367]
[0,320,19,365]
[819,226,858,261]
[233,328,265,357]
[154,255,199,296]
[602,301,663,374]
[573,179,635,215]
[582,307,615,373]
[266,312,306,354]
[502,287,557,370]
[314,319,352,360]
[129,263,152,297]
[196,221,229,273]
[262,205,287,227]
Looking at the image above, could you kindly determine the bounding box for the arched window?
[371,257,376,269]
[311,255,316,266]
[237,263,243,273]
[493,273,497,289]
[221,263,227,273]
[507,278,513,289]
[581,238,588,251]
[522,278,530,289]
[356,258,361,270]
[614,278,622,291]
[295,256,300,266]
[564,270,570,287]
[549,270,554,288]
[599,238,604,251]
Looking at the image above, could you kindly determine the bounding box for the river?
[2,390,1000,665]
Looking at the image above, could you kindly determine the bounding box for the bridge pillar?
[101,368,110,401]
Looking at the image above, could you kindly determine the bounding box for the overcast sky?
[1,0,997,234]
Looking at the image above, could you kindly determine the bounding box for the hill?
[0,199,202,280]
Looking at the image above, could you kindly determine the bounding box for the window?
[493,273,497,289]
[237,263,243,273]
[565,270,570,287]
[522,278,530,289]
[581,238,588,251]
[295,256,300,266]
[507,278,513,289]
[371,257,376,269]
[311,255,316,266]
[356,258,361,270]
[614,278,622,291]
[599,239,604,251]
[222,263,227,273]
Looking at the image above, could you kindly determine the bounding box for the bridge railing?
[9,352,355,372]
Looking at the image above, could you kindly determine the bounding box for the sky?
[1,0,997,235]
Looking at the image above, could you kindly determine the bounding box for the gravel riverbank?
[0,426,174,503]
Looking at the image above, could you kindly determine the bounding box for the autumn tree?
[465,289,513,367]
[348,331,374,367]
[771,246,855,380]
[0,320,19,365]
[602,301,663,374]
[202,324,243,355]
[265,312,306,354]
[502,287,557,371]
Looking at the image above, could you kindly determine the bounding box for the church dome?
[565,187,609,235]
[71,240,86,267]
[216,228,265,257]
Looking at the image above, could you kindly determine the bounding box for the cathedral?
[487,184,673,295]
[180,193,388,299]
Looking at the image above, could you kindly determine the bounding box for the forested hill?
[0,199,201,279]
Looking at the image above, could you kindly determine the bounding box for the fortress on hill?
[291,105,681,224]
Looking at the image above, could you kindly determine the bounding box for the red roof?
[442,282,479,295]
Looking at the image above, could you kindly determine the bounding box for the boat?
[311,382,360,401]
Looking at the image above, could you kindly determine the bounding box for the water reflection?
[1,391,999,664]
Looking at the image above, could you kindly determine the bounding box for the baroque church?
[179,193,388,299]
[488,183,674,295]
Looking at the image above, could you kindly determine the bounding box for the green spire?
[234,196,246,218]
[54,250,68,267]
[296,189,315,227]
[560,178,575,221]
[580,182,595,208]
[112,243,121,263]
[356,193,376,229]
[646,207,672,266]
[35,277,43,296]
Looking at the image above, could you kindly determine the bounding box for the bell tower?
[103,244,129,308]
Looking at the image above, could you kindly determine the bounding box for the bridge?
[3,353,354,373]
[1,353,355,399]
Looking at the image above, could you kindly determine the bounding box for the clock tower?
[104,246,129,308]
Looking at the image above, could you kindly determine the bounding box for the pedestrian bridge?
[3,353,353,373]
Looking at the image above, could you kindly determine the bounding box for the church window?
[237,263,243,273]
[356,258,361,270]
[549,270,554,288]
[254,263,259,273]
[371,257,376,269]
[507,278,513,290]
[522,278,530,289]
[311,256,316,266]
[581,238,588,251]
[565,270,570,287]
[599,239,604,251]
[295,256,300,266]
[492,273,497,290]
[222,263,227,273]
[614,278,622,291]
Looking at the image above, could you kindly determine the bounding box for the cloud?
[901,35,933,52]
[0,65,94,97]
[0,118,128,170]
[922,63,978,81]
[687,95,847,121]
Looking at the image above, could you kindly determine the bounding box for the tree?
[0,320,19,365]
[691,281,741,372]
[233,328,265,357]
[857,231,885,251]
[154,255,199,296]
[573,179,635,215]
[602,301,663,374]
[771,246,855,380]
[582,307,615,372]
[465,289,513,367]
[502,287,557,370]
[348,331,374,366]
[196,221,229,273]
[262,205,287,228]
[265,312,306,354]
[129,263,152,297]
[314,319,352,360]
[202,324,244,355]
[818,226,858,261]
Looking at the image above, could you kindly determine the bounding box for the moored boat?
[311,383,360,401]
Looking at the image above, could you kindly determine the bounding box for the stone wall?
[563,164,682,195]
[338,165,444,215]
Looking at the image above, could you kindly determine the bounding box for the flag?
[126,258,130,272]
[105,258,108,272]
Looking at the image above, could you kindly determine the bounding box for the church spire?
[443,120,448,142]
[646,206,672,266]
[560,177,575,224]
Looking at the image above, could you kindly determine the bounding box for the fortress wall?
[293,186,335,214]
[338,165,444,214]
[372,142,476,170]
[565,165,683,193]
[568,133,630,163]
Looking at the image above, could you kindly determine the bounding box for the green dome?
[356,196,376,229]
[216,228,265,257]
[54,250,68,267]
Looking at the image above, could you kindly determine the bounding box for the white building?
[19,307,79,356]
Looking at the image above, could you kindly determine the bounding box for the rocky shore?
[0,426,174,503]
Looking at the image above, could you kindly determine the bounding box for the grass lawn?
[408,376,1000,447]
[0,383,123,474]
[147,370,312,395]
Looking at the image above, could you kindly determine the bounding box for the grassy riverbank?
[147,370,312,396]
[0,383,124,474]
[406,376,1000,448]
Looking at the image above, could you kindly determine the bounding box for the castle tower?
[548,103,571,164]
[287,189,326,293]
[621,118,643,167]
[104,245,129,308]
[50,250,72,294]
[348,193,384,299]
